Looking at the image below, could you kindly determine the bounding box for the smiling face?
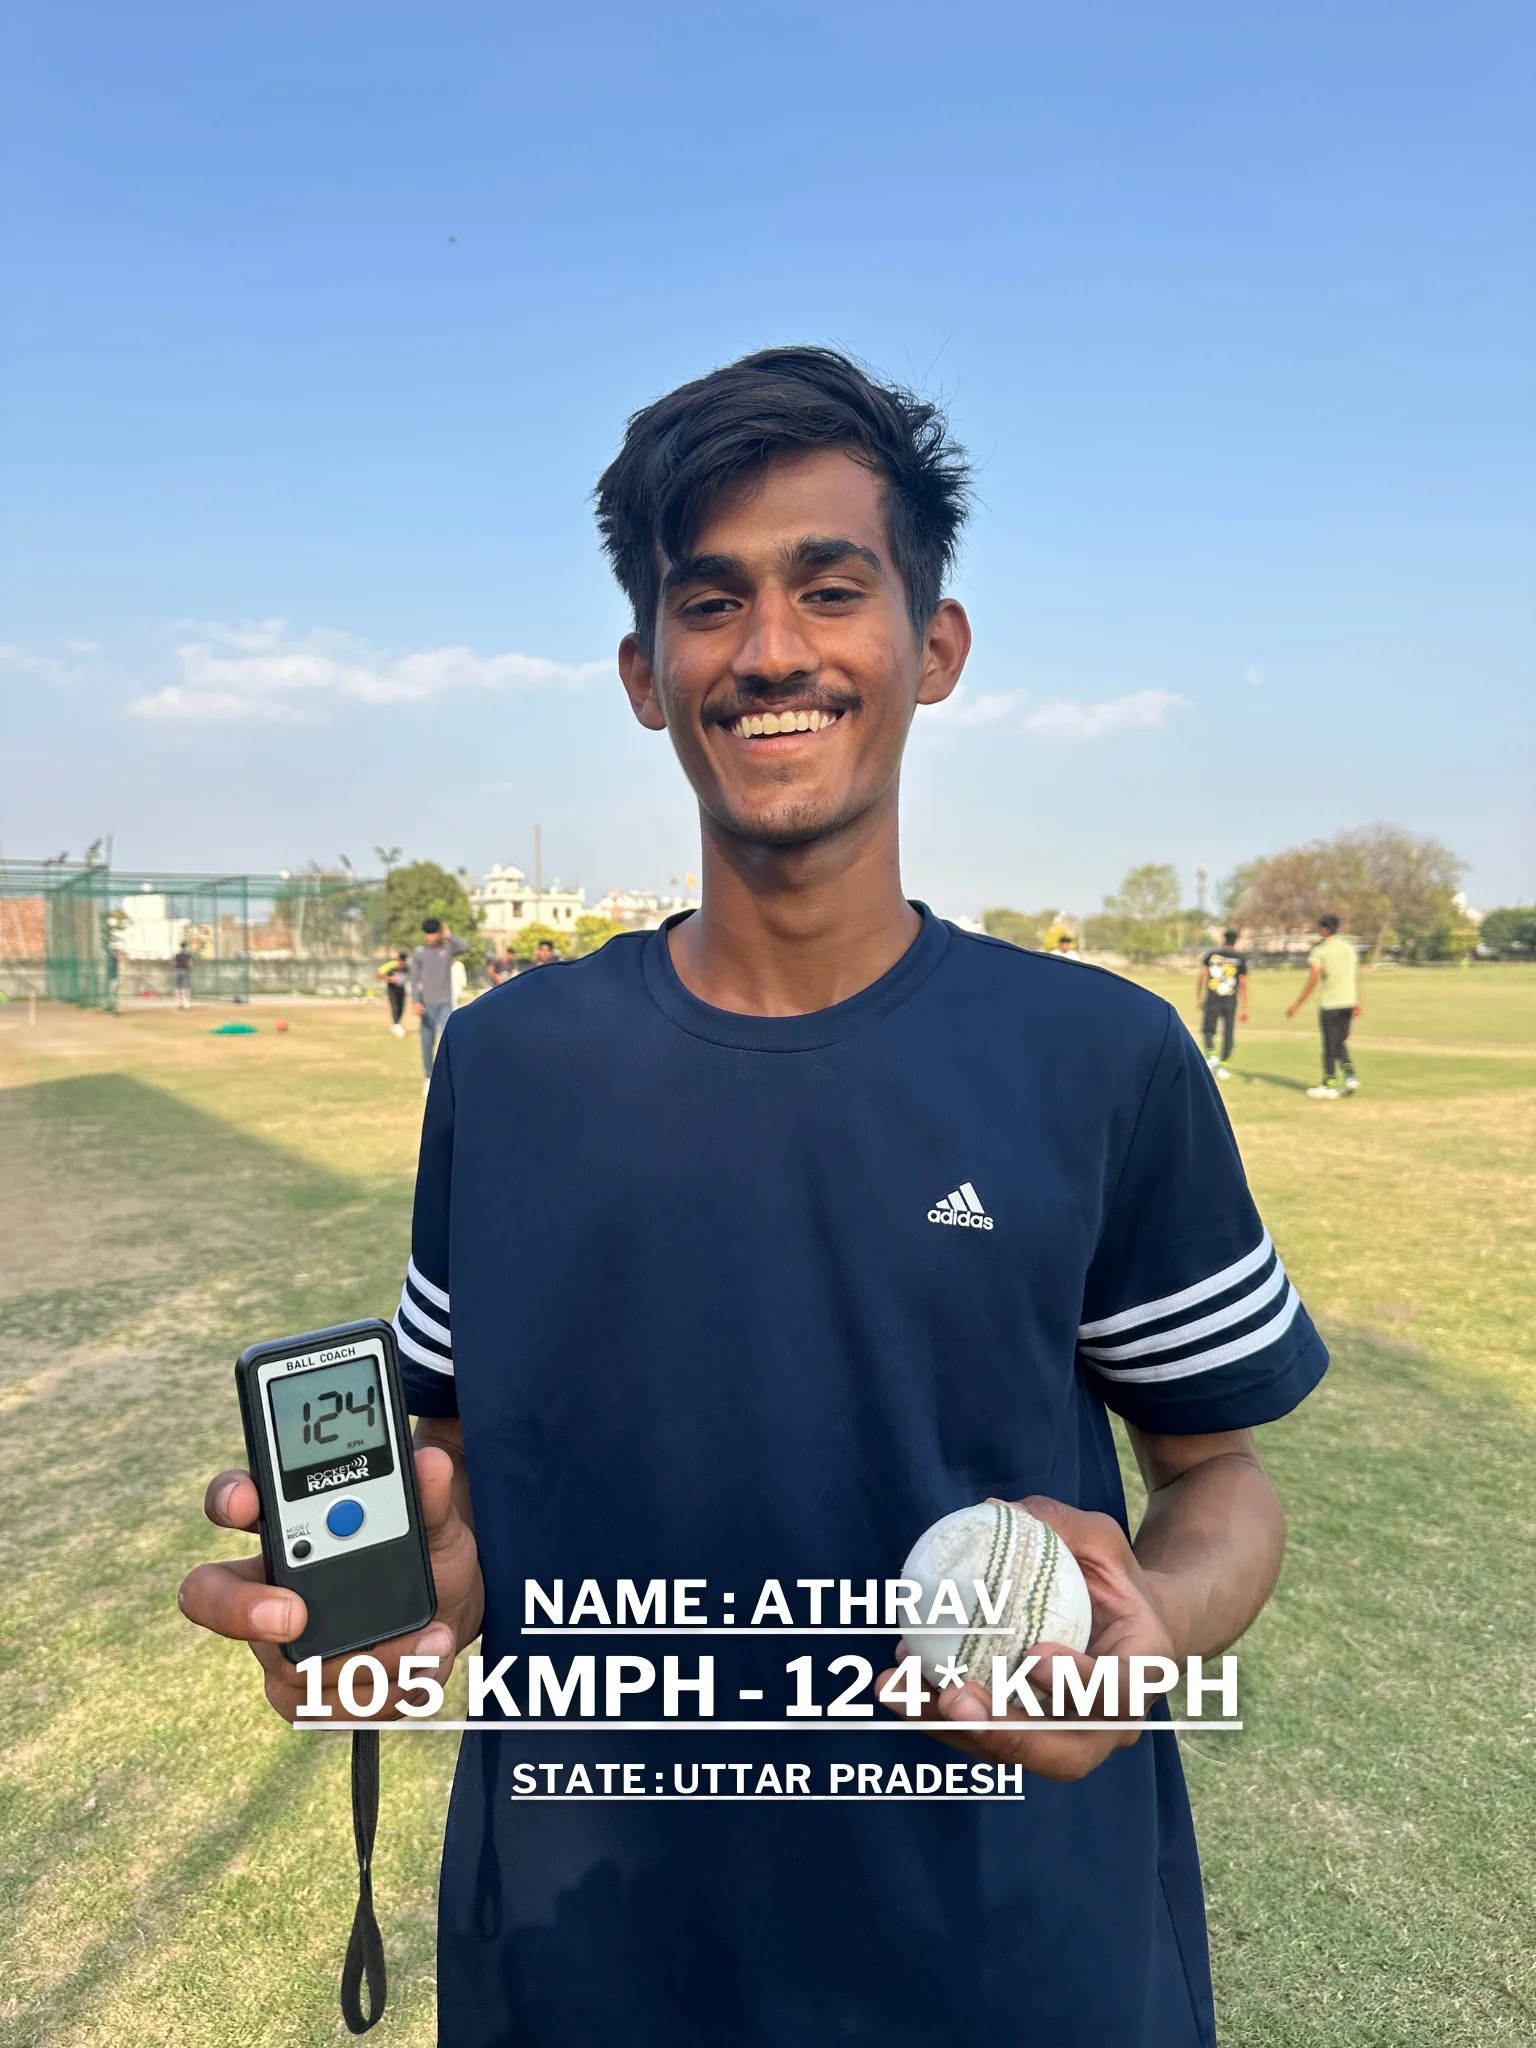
[618,449,969,849]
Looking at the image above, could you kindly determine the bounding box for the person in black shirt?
[1195,928,1247,1077]
[179,346,1324,2048]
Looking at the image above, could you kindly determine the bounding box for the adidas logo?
[927,1181,994,1230]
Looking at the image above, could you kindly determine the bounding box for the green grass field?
[1,964,1532,2046]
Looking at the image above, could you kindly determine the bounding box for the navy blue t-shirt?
[392,911,1326,2048]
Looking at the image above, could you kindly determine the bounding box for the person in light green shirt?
[1287,913,1360,1097]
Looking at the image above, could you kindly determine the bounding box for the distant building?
[472,864,586,938]
[0,897,45,959]
[589,887,702,931]
[116,893,190,960]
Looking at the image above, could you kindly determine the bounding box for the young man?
[181,348,1327,2048]
[376,948,410,1035]
[522,936,559,969]
[1050,929,1083,960]
[409,917,467,1094]
[1287,912,1360,1098]
[1195,927,1248,1079]
[172,943,194,1010]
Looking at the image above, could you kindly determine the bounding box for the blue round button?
[326,1498,365,1538]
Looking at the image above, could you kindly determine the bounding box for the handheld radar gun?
[235,1318,436,2033]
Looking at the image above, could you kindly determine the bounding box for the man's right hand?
[413,1000,425,1017]
[177,1448,483,1723]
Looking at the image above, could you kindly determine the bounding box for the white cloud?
[0,643,79,682]
[919,686,1023,730]
[1022,689,1190,741]
[128,685,311,724]
[129,621,612,723]
[1244,663,1264,687]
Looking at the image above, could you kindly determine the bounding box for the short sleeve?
[392,1036,459,1418]
[1078,1018,1327,1433]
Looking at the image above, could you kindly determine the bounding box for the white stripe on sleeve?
[407,1257,450,1312]
[398,1292,451,1346]
[1079,1255,1288,1362]
[1078,1231,1273,1341]
[1087,1285,1301,1384]
[394,1310,455,1376]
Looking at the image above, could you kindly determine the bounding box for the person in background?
[523,938,560,970]
[1287,912,1361,1098]
[1195,927,1248,1080]
[1049,931,1082,961]
[377,949,410,1036]
[410,918,469,1095]
[172,943,194,1010]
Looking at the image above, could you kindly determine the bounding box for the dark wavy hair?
[595,346,971,650]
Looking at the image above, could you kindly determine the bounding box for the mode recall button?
[325,1498,365,1539]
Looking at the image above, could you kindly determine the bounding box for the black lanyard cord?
[341,1730,387,2033]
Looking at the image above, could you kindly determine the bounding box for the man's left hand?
[877,1496,1183,1784]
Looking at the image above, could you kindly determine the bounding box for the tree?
[1083,864,1184,962]
[274,866,383,956]
[1479,907,1536,957]
[510,921,566,961]
[1218,862,1259,920]
[981,907,1058,951]
[1235,825,1465,961]
[384,861,480,960]
[1106,864,1180,925]
[572,914,622,957]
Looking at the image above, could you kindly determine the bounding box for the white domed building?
[470,865,585,941]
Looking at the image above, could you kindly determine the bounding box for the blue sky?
[2,0,1531,914]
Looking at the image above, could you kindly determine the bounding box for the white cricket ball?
[901,1499,1093,1689]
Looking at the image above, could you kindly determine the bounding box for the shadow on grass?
[0,1068,371,1205]
[16,1733,331,2042]
[0,1071,403,1365]
[0,1070,417,2042]
[1231,1069,1314,1094]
